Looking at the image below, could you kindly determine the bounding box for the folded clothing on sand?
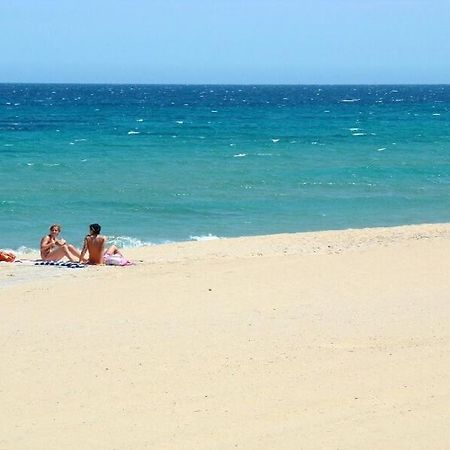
[0,250,16,263]
[104,253,132,266]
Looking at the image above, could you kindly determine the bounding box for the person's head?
[49,224,61,235]
[89,223,101,235]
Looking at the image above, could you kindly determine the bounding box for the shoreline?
[5,220,450,255]
[8,220,450,256]
[2,222,450,288]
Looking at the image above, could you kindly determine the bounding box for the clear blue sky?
[1,0,449,84]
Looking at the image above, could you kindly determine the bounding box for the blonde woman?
[40,224,82,262]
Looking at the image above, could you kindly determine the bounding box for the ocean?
[1,84,449,251]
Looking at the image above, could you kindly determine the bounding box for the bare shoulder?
[89,234,106,246]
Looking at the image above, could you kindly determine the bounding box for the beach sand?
[1,223,450,449]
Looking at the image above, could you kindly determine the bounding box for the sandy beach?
[1,223,450,449]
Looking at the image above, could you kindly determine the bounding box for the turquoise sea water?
[1,84,449,251]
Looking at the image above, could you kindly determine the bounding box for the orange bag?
[0,250,16,263]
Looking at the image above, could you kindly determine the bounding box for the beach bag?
[0,250,16,263]
[104,253,131,266]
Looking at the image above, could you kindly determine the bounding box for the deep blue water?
[1,84,449,250]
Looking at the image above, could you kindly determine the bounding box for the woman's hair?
[49,224,61,232]
[89,223,101,234]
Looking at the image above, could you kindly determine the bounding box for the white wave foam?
[233,153,247,158]
[432,113,441,116]
[189,234,220,241]
[377,147,386,152]
[349,128,361,131]
[137,118,144,122]
[341,99,360,103]
[12,238,153,254]
[107,235,153,248]
[11,246,37,255]
[352,132,367,136]
[271,138,280,143]
[127,130,140,135]
[176,120,184,124]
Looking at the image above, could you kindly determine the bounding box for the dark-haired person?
[79,223,126,265]
[40,224,82,262]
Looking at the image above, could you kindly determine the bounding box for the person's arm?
[40,236,54,252]
[79,237,88,263]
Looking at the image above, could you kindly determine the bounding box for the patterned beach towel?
[34,260,87,269]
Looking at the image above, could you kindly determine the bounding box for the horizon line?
[1,81,449,87]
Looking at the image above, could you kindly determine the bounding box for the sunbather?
[79,223,127,265]
[40,224,82,262]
